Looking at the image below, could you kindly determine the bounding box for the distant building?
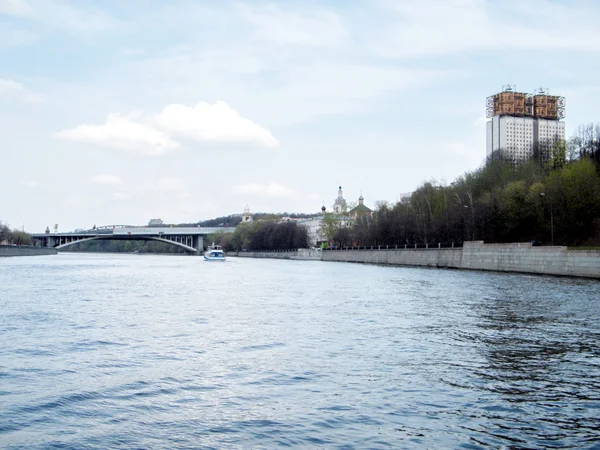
[348,193,373,220]
[486,86,566,163]
[148,218,164,226]
[242,205,253,223]
[298,217,326,247]
[298,187,371,247]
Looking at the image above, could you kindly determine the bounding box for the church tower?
[333,186,347,214]
[242,205,253,223]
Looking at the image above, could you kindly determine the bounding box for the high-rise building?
[486,86,565,163]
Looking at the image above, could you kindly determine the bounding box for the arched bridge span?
[32,226,235,255]
[54,235,199,253]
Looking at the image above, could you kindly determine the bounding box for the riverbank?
[230,241,600,279]
[322,241,600,279]
[0,245,58,257]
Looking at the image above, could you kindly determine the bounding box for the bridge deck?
[32,226,234,238]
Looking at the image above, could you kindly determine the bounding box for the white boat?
[204,243,225,261]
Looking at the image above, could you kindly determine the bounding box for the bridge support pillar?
[194,236,204,255]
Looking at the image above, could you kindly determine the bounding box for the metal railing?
[321,242,463,251]
[239,248,300,252]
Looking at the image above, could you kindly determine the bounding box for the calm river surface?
[1,253,599,449]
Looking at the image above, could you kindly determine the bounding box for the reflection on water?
[0,254,599,448]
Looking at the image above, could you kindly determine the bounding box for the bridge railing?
[32,226,235,237]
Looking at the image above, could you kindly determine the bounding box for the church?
[332,186,373,219]
[348,193,373,219]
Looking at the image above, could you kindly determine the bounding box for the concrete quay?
[230,242,600,279]
[322,241,600,279]
[228,248,321,261]
[0,245,58,257]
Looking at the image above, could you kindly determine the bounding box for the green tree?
[319,213,342,243]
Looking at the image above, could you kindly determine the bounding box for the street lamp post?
[540,192,554,246]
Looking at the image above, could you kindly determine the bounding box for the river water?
[1,253,599,449]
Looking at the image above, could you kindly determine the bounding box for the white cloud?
[151,177,193,200]
[157,177,186,193]
[0,0,34,16]
[154,101,279,148]
[472,115,488,127]
[55,101,278,155]
[0,78,41,102]
[131,44,445,126]
[444,142,476,157]
[135,177,191,200]
[1,0,120,32]
[92,174,123,186]
[43,1,119,33]
[113,192,131,201]
[55,114,179,156]
[236,3,347,48]
[21,180,41,188]
[375,0,600,58]
[443,141,486,167]
[232,182,294,198]
[0,29,38,47]
[119,48,146,57]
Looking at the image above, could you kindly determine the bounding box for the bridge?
[31,225,235,255]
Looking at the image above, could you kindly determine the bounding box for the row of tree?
[327,124,600,248]
[210,220,308,252]
[0,222,32,246]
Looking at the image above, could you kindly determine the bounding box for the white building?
[297,217,326,247]
[535,119,566,154]
[485,87,566,163]
[486,116,535,160]
[486,116,565,161]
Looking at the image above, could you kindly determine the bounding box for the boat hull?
[204,244,225,261]
[204,255,225,261]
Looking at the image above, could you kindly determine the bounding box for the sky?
[1,0,600,232]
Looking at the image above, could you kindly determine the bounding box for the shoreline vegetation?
[0,222,31,246]
[213,125,600,252]
[8,123,600,255]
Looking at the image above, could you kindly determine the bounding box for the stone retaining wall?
[229,242,600,279]
[228,248,321,260]
[322,241,600,279]
[322,246,463,268]
[0,245,58,257]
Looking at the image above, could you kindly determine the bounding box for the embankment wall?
[0,245,58,257]
[228,248,321,261]
[321,241,600,279]
[229,242,600,279]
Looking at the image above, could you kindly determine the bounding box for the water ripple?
[0,254,599,448]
